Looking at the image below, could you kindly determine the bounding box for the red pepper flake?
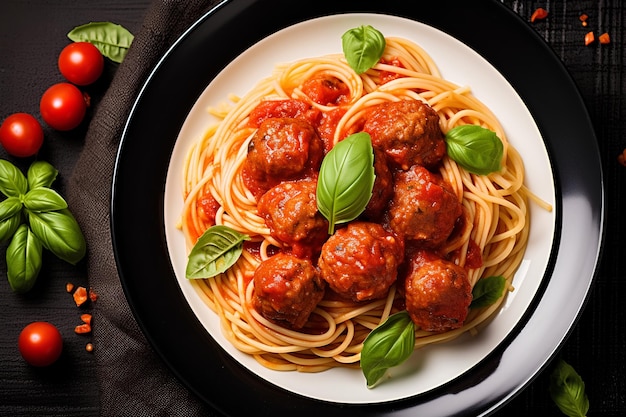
[88,287,99,303]
[73,286,89,307]
[579,13,589,27]
[599,32,611,44]
[85,343,94,352]
[618,149,626,166]
[584,31,595,46]
[74,323,92,334]
[530,7,549,22]
[65,282,75,293]
[80,313,92,325]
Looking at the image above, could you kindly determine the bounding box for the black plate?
[111,0,604,415]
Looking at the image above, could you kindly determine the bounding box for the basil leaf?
[316,132,375,234]
[0,213,22,243]
[0,196,23,222]
[27,160,58,190]
[186,225,250,279]
[470,275,506,309]
[445,125,503,175]
[23,188,68,213]
[549,359,589,417]
[6,224,43,293]
[27,209,86,265]
[342,25,386,74]
[361,311,416,388]
[67,22,134,63]
[0,159,28,198]
[0,197,23,242]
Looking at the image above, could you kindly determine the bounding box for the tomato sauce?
[241,168,268,199]
[243,240,279,260]
[300,74,350,106]
[464,239,483,269]
[316,108,347,152]
[247,99,321,128]
[197,191,220,226]
[379,57,406,84]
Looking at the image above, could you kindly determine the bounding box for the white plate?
[163,13,556,404]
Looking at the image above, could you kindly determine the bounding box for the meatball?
[257,179,328,259]
[403,249,472,332]
[318,222,404,302]
[387,165,462,248]
[362,148,393,221]
[253,253,326,329]
[362,99,445,170]
[243,117,324,196]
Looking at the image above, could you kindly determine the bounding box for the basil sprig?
[0,159,86,293]
[342,25,386,74]
[361,311,415,388]
[186,225,250,279]
[445,125,504,175]
[549,359,589,417]
[316,132,375,234]
[67,22,134,63]
[470,275,506,309]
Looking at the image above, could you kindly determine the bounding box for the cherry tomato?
[39,82,88,131]
[18,321,63,367]
[58,42,104,86]
[0,113,44,157]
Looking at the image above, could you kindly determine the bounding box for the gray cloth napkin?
[67,1,222,415]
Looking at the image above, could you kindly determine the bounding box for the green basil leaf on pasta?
[186,225,250,279]
[67,22,134,63]
[6,224,43,293]
[361,311,416,388]
[26,209,87,265]
[342,25,386,74]
[27,160,59,190]
[470,275,506,309]
[23,188,68,213]
[0,159,28,198]
[316,132,375,234]
[549,359,589,417]
[445,125,503,175]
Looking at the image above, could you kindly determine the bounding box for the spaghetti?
[177,36,550,372]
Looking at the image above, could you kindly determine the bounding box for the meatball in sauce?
[319,222,404,302]
[387,165,462,248]
[253,253,326,329]
[243,117,324,198]
[362,99,445,170]
[257,178,328,259]
[403,249,472,332]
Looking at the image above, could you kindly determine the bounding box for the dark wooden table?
[1,1,624,415]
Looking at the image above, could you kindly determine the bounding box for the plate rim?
[111,1,604,415]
